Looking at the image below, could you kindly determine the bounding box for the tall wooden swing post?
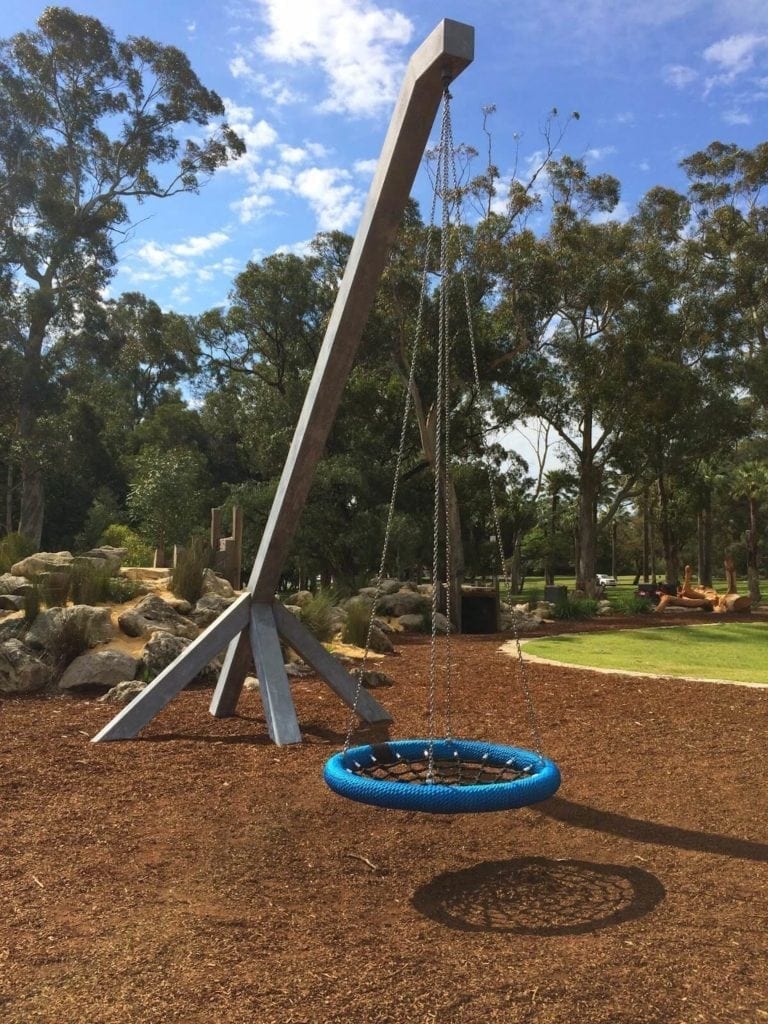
[92,19,475,746]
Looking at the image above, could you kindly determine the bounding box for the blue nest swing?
[323,84,561,816]
[324,738,560,814]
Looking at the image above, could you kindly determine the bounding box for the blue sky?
[7,0,768,316]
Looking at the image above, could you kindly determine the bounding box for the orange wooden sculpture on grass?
[654,559,752,614]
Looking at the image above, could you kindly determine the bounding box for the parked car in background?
[596,573,617,587]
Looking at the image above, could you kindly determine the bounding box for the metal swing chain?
[441,93,545,758]
[342,148,443,754]
[427,81,457,779]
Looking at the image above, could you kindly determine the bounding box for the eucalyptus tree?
[0,7,243,544]
[494,157,642,593]
[197,236,414,585]
[614,181,749,584]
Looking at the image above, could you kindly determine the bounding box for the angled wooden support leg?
[272,601,392,725]
[248,602,302,745]
[92,593,252,742]
[209,628,253,718]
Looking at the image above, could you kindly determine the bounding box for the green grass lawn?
[523,621,768,684]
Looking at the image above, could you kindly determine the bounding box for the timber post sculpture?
[654,559,753,614]
[93,19,475,745]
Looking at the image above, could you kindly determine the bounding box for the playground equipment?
[322,65,560,813]
[92,19,475,746]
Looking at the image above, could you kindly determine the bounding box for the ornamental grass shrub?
[299,590,337,643]
[69,561,112,605]
[171,537,211,605]
[0,532,36,574]
[341,597,372,648]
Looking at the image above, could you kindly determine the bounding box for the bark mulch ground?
[2,616,766,1024]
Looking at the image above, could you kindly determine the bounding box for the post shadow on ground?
[412,856,665,935]
[537,797,768,863]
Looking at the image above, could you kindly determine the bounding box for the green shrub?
[105,577,141,604]
[609,593,653,615]
[69,561,112,605]
[552,596,599,620]
[0,532,36,574]
[299,590,337,643]
[341,598,373,648]
[171,536,211,604]
[99,524,153,567]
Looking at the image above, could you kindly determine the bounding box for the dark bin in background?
[544,585,567,604]
[461,587,500,633]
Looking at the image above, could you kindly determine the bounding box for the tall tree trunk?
[657,473,679,584]
[509,535,522,594]
[745,497,762,604]
[576,427,600,596]
[17,317,50,548]
[642,486,651,582]
[5,459,14,535]
[697,488,713,587]
[407,377,465,631]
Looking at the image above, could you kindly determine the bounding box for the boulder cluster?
[0,553,558,706]
[0,549,237,702]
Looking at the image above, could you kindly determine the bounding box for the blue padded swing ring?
[324,738,560,813]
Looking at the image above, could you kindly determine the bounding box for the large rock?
[118,594,198,640]
[367,624,394,653]
[397,612,449,634]
[58,650,139,691]
[397,613,428,634]
[285,590,313,608]
[98,680,147,704]
[25,605,114,651]
[0,639,54,694]
[0,574,32,596]
[74,545,126,576]
[11,551,74,579]
[201,569,236,599]
[377,589,430,617]
[0,595,24,611]
[190,593,236,628]
[360,669,396,689]
[141,630,220,686]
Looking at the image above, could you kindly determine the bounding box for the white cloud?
[353,158,378,176]
[294,166,362,230]
[231,190,276,225]
[126,232,236,285]
[229,57,306,106]
[585,145,617,162]
[275,239,314,257]
[221,100,280,181]
[703,33,768,77]
[663,64,698,88]
[250,0,414,118]
[592,199,631,224]
[722,109,752,125]
[279,145,309,165]
[171,232,230,258]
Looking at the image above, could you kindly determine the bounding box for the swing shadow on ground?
[411,856,666,935]
[536,797,768,863]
